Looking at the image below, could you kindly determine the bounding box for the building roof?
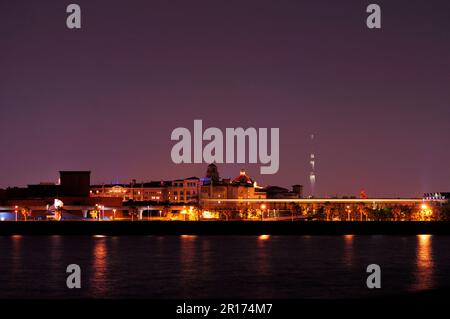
[142,181,171,187]
[59,171,91,174]
[232,169,253,185]
[91,180,173,188]
[264,186,289,193]
[173,177,199,182]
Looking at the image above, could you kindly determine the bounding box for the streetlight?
[14,205,18,222]
[420,203,432,221]
[96,204,104,220]
[260,204,266,221]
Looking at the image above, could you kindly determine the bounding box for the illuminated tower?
[309,134,316,197]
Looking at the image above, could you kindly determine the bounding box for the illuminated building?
[200,167,267,210]
[423,192,450,201]
[91,177,200,204]
[168,177,200,203]
[90,180,170,202]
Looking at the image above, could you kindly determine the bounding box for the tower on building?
[205,163,220,184]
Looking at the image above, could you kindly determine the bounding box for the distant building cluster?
[90,164,303,205]
[423,192,450,201]
[0,164,303,220]
[1,165,448,222]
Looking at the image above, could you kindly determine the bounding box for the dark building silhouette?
[264,185,303,199]
[292,185,303,197]
[0,188,5,205]
[4,171,91,202]
[60,171,90,197]
[205,163,220,184]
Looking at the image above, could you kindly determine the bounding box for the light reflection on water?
[411,234,434,292]
[179,234,197,294]
[49,235,63,284]
[342,235,354,267]
[256,235,271,278]
[92,236,109,296]
[0,235,448,298]
[10,235,22,281]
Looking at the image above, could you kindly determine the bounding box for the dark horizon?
[1,0,449,197]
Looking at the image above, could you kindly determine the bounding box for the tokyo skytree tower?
[309,134,316,198]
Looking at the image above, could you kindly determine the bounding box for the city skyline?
[0,163,446,200]
[2,2,450,309]
[1,0,449,197]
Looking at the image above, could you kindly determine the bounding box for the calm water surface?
[1,235,449,298]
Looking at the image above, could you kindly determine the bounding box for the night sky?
[0,0,449,197]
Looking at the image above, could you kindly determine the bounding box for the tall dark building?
[292,185,303,198]
[60,171,91,197]
[205,164,220,184]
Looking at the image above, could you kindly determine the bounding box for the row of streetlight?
[4,203,435,221]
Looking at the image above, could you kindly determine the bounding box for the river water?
[0,235,449,299]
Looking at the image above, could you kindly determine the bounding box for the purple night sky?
[0,0,449,197]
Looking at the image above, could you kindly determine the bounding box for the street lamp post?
[96,204,104,220]
[260,204,266,221]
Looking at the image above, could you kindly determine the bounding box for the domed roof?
[232,169,253,185]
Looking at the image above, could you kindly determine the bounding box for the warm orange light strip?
[202,198,445,203]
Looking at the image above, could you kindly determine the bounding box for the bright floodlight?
[54,199,64,209]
